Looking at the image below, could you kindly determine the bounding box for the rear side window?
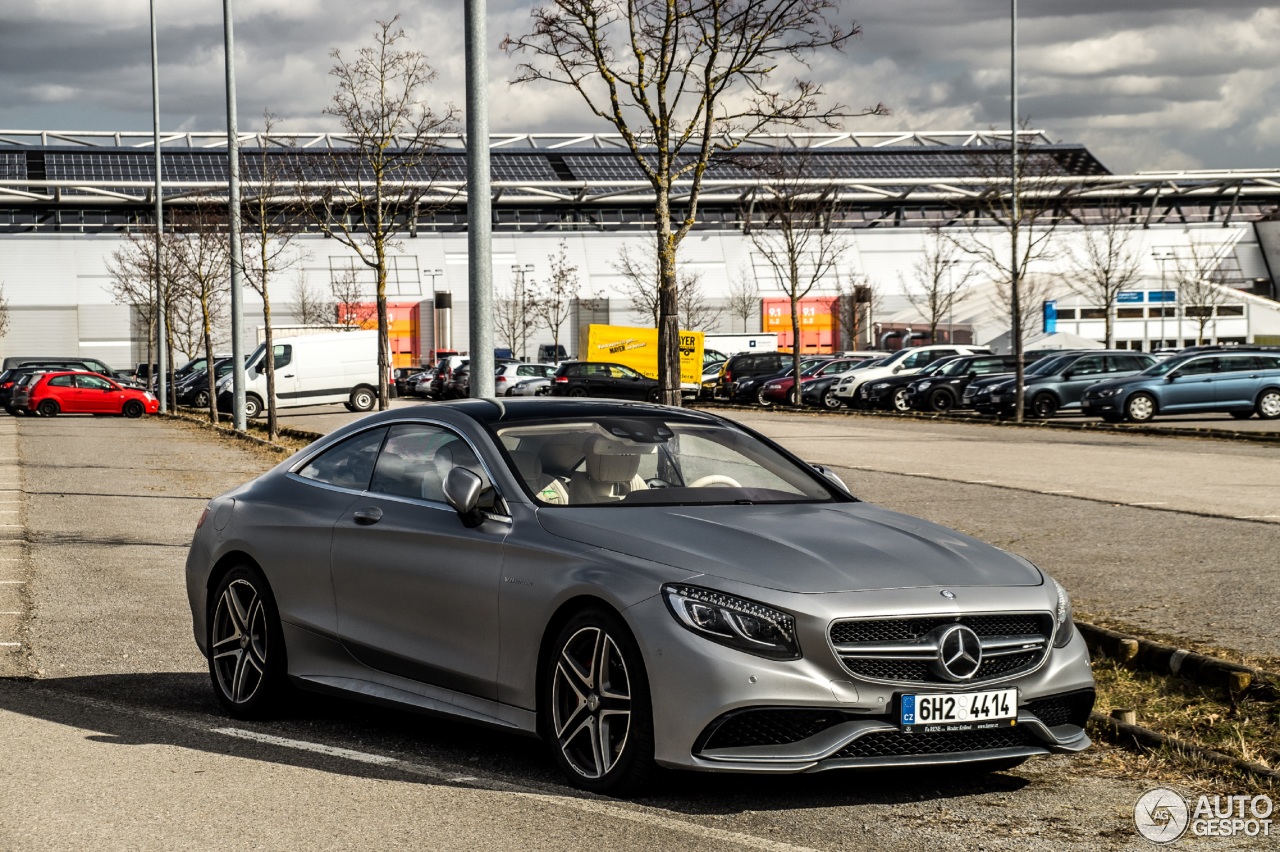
[1069,356,1105,376]
[297,427,388,491]
[1258,355,1280,369]
[48,375,75,388]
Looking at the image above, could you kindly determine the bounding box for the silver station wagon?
[185,399,1094,796]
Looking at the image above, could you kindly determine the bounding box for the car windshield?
[493,417,840,507]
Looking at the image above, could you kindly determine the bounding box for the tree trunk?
[263,280,277,441]
[202,310,217,425]
[789,280,802,408]
[655,193,681,407]
[375,243,390,411]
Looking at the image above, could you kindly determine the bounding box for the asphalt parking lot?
[0,411,1275,849]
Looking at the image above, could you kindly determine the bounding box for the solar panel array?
[16,143,1108,196]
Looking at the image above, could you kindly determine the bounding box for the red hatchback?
[26,371,159,418]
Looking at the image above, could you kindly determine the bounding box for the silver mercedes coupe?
[185,398,1093,796]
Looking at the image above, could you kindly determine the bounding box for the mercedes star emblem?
[933,625,983,681]
[940,589,957,600]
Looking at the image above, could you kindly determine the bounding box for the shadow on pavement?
[0,672,1030,813]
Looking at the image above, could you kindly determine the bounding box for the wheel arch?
[534,594,634,738]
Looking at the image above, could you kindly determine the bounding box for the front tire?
[645,387,661,403]
[543,607,655,797]
[349,386,376,412]
[927,388,955,413]
[243,394,263,419]
[193,390,210,409]
[755,388,772,407]
[1256,389,1280,421]
[890,388,912,413]
[122,400,145,418]
[208,564,290,719]
[1030,393,1058,419]
[1124,393,1156,423]
[821,389,842,410]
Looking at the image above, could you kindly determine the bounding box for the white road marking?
[966,479,995,484]
[0,642,20,647]
[1042,489,1075,494]
[1129,502,1168,506]
[0,580,24,584]
[32,690,820,852]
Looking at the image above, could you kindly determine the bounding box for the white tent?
[1023,331,1106,351]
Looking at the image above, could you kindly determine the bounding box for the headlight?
[1051,578,1074,648]
[871,382,889,390]
[1095,387,1121,398]
[662,583,800,660]
[916,380,933,390]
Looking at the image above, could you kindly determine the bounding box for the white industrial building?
[1,130,1278,369]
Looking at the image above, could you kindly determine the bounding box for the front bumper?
[627,588,1095,773]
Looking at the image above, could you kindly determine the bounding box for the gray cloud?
[0,2,1276,173]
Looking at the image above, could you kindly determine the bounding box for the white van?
[217,330,382,417]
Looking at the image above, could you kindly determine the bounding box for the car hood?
[537,502,1042,594]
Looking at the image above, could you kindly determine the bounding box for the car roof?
[354,398,727,429]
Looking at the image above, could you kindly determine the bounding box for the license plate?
[900,688,1018,731]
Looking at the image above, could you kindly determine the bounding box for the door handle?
[283,373,295,378]
[352,508,383,526]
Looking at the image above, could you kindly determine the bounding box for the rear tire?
[122,400,145,418]
[568,387,589,398]
[1256,389,1280,421]
[208,564,291,719]
[645,387,661,403]
[37,400,59,417]
[890,388,912,413]
[349,386,376,412]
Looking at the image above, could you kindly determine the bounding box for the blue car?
[1081,349,1280,422]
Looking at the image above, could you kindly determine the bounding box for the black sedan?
[550,361,661,401]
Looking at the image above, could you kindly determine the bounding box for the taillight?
[1,382,11,389]
[196,506,211,529]
[555,376,568,383]
[723,371,732,383]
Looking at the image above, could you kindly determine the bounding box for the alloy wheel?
[892,388,911,412]
[822,390,841,410]
[210,578,270,706]
[551,626,632,780]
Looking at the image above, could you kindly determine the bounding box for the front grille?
[834,726,1034,759]
[830,613,1053,686]
[1024,690,1096,728]
[830,614,1045,645]
[699,709,850,750]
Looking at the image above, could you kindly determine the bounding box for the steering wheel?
[688,474,742,488]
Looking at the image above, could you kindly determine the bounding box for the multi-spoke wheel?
[208,565,289,718]
[821,389,842,410]
[543,608,654,796]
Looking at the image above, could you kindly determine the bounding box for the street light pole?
[511,263,534,360]
[1010,0,1024,422]
[222,0,246,431]
[464,0,494,397]
[149,0,168,413]
[1153,249,1175,351]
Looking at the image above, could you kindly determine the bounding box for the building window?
[1116,308,1144,319]
[1185,306,1214,318]
[1218,305,1245,317]
[1079,308,1106,320]
[1056,307,1078,320]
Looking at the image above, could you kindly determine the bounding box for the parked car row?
[709,343,1280,424]
[0,366,158,418]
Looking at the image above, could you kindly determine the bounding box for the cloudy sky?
[1,1,1276,174]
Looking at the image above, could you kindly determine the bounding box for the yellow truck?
[579,324,704,387]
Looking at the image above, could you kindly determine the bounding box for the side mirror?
[1165,372,1180,382]
[811,464,849,493]
[443,467,486,527]
[892,366,902,374]
[1062,371,1074,380]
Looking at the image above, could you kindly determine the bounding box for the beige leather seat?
[567,436,650,503]
[510,450,570,505]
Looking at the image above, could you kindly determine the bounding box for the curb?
[1089,712,1280,782]
[161,411,323,453]
[692,401,1280,445]
[1077,621,1280,699]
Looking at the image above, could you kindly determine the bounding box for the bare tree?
[1062,200,1142,347]
[614,244,719,328]
[330,268,376,329]
[743,156,850,407]
[725,267,760,333]
[0,285,9,340]
[903,228,976,344]
[292,278,335,328]
[949,129,1077,420]
[168,201,231,423]
[505,1,884,405]
[834,273,878,351]
[533,241,587,365]
[1173,238,1236,345]
[304,17,458,409]
[242,113,309,439]
[495,268,540,361]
